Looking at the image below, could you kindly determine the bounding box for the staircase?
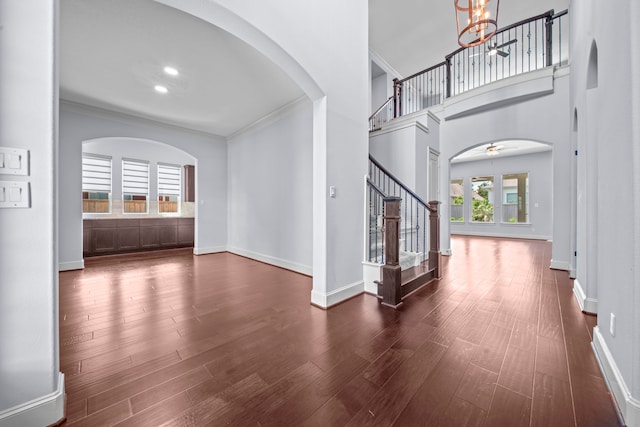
[364,154,441,306]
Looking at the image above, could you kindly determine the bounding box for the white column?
[0,0,65,425]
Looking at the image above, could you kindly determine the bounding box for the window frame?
[470,175,495,223]
[122,158,150,215]
[82,153,112,215]
[157,162,182,215]
[501,172,530,224]
[450,178,465,223]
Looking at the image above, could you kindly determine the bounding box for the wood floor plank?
[112,392,192,427]
[437,396,487,427]
[571,373,621,427]
[530,372,575,427]
[535,335,570,382]
[485,385,531,427]
[454,363,498,411]
[392,338,478,426]
[66,399,131,427]
[129,366,211,414]
[346,339,448,426]
[497,344,536,398]
[260,351,369,426]
[470,324,511,374]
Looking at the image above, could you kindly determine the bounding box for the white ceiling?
[369,0,570,77]
[60,0,569,137]
[60,0,305,137]
[451,140,552,163]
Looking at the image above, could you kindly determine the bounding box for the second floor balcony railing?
[369,9,568,131]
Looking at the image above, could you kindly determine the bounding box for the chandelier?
[455,0,499,48]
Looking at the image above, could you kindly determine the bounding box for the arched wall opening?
[153,0,370,308]
[437,68,572,268]
[448,140,554,241]
[81,137,196,218]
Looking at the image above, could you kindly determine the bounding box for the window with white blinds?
[82,153,111,213]
[122,159,149,213]
[157,163,181,214]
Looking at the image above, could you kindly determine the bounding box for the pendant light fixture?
[455,0,499,48]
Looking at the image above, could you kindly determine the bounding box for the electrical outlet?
[610,313,616,337]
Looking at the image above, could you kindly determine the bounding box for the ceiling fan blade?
[497,50,509,57]
[495,39,517,49]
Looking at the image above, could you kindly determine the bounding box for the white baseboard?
[58,260,84,271]
[592,326,640,426]
[0,372,65,427]
[550,259,571,271]
[363,261,381,294]
[572,278,598,314]
[192,246,226,256]
[227,247,312,276]
[311,280,364,309]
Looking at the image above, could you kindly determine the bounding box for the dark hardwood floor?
[58,236,621,426]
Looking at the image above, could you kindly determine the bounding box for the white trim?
[592,326,640,426]
[312,97,328,305]
[226,96,309,140]
[227,247,312,276]
[0,373,65,427]
[311,280,364,309]
[192,246,226,255]
[59,260,84,271]
[369,48,403,80]
[572,278,598,314]
[443,67,555,121]
[550,259,571,271]
[363,261,381,295]
[60,99,223,139]
[451,231,552,241]
[442,248,452,256]
[370,113,430,136]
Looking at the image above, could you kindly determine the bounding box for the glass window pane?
[123,159,149,214]
[82,154,111,213]
[450,178,464,222]
[471,176,494,222]
[502,173,529,223]
[158,163,181,214]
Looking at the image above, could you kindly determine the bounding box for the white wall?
[0,2,65,425]
[157,0,369,307]
[450,151,553,240]
[571,1,640,424]
[227,100,313,274]
[435,69,572,266]
[59,102,228,269]
[369,112,440,202]
[371,72,389,114]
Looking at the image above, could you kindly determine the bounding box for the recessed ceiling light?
[163,66,179,76]
[154,85,168,94]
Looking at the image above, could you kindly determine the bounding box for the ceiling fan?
[487,39,517,57]
[485,143,504,156]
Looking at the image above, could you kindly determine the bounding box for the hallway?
[59,236,620,426]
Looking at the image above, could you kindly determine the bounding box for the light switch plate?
[0,181,30,208]
[0,147,29,176]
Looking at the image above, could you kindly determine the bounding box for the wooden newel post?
[392,78,402,119]
[428,201,442,279]
[381,197,402,307]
